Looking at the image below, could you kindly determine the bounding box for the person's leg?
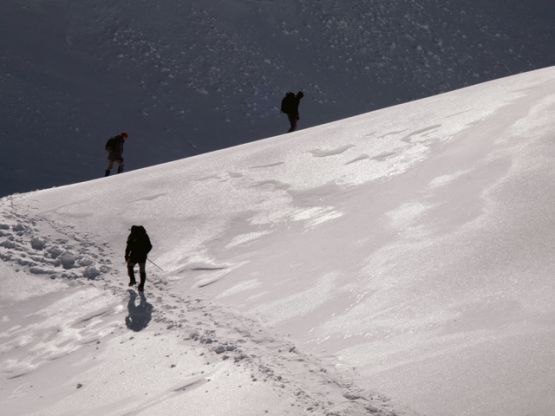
[116,158,125,174]
[105,160,114,176]
[287,114,298,132]
[137,262,146,291]
[127,260,137,285]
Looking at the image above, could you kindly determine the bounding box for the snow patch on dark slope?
[2,0,555,195]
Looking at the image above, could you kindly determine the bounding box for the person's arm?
[125,237,132,261]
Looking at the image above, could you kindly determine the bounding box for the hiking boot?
[137,285,144,292]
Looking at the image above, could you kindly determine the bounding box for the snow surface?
[2,67,555,416]
[2,0,555,196]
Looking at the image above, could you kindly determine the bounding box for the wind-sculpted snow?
[0,196,406,415]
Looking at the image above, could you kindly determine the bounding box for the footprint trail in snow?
[0,195,407,416]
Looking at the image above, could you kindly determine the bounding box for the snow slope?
[2,0,555,196]
[2,66,555,416]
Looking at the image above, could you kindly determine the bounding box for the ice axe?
[147,258,165,272]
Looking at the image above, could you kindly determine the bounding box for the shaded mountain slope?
[1,0,555,195]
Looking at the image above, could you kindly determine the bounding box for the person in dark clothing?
[281,91,304,132]
[125,225,152,292]
[104,131,128,176]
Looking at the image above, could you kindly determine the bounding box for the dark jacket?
[281,92,304,117]
[106,135,125,161]
[125,226,152,263]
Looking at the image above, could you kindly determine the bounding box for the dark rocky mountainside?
[1,0,554,195]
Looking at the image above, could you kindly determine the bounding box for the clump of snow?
[30,237,46,250]
[60,252,76,269]
[83,266,100,279]
[12,223,27,234]
[47,246,64,258]
[17,258,36,267]
[29,266,51,275]
[1,239,17,249]
[78,258,94,267]
[213,343,237,354]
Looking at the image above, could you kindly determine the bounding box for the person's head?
[121,131,129,140]
[296,91,304,98]
[130,225,146,235]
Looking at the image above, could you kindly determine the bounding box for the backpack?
[129,225,152,253]
[105,136,117,152]
[281,92,295,113]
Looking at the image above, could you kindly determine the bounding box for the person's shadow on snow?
[125,289,153,332]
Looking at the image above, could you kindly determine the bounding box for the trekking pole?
[147,258,165,272]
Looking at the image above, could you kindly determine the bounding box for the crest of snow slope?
[2,0,555,196]
[2,67,555,416]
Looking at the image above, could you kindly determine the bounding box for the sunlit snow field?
[2,67,555,416]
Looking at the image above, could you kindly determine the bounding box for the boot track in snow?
[0,194,408,416]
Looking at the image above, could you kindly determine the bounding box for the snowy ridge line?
[0,195,410,416]
[3,0,555,196]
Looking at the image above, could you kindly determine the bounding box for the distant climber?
[104,131,128,176]
[125,225,152,292]
[281,91,304,132]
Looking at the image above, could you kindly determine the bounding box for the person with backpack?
[125,225,153,292]
[281,91,304,132]
[104,131,128,176]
